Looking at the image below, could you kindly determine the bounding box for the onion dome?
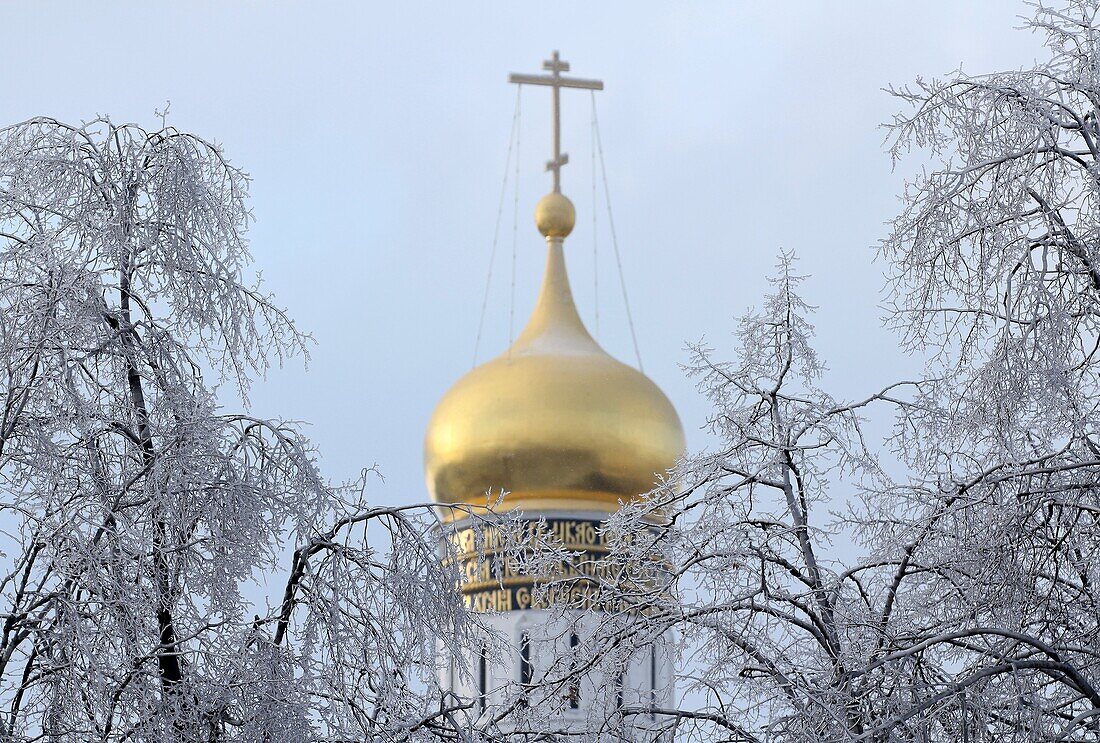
[424,192,685,515]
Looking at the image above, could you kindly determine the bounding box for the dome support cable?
[590,92,600,340]
[509,88,523,355]
[472,86,522,368]
[591,92,644,372]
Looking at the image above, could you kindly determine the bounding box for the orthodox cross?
[509,51,603,193]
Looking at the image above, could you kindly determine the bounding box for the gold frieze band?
[442,518,667,613]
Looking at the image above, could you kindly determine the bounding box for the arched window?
[478,645,488,712]
[519,632,532,685]
[518,631,532,705]
[568,631,580,710]
[649,644,658,718]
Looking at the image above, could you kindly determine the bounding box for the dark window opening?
[569,632,580,709]
[649,645,658,718]
[519,632,532,705]
[478,646,488,712]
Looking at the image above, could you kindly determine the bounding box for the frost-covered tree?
[577,3,1100,741]
[0,117,483,742]
[591,257,929,742]
[592,249,1096,742]
[873,1,1100,739]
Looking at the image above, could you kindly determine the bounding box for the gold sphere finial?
[535,192,576,238]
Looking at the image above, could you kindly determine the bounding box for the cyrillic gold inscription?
[443,518,664,613]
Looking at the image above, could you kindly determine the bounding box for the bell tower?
[424,52,684,737]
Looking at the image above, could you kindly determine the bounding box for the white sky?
[0,2,1048,510]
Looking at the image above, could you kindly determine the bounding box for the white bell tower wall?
[438,513,675,740]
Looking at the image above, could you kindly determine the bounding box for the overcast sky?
[1,2,1049,509]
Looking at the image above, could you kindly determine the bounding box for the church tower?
[424,52,685,736]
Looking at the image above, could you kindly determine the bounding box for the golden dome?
[424,213,685,516]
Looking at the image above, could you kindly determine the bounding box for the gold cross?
[509,51,603,194]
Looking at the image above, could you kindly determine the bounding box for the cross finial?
[543,50,569,75]
[509,51,603,194]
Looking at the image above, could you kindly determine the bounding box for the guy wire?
[592,93,643,371]
[472,86,522,368]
